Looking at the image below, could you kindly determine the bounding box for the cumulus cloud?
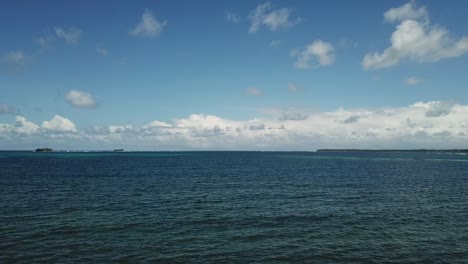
[2,101,468,150]
[405,77,421,85]
[246,87,263,96]
[15,116,40,135]
[0,116,37,136]
[249,2,301,33]
[131,9,167,38]
[363,1,468,70]
[42,115,77,132]
[291,40,335,69]
[412,101,454,117]
[144,120,172,128]
[0,115,80,149]
[66,90,96,108]
[55,27,82,45]
[0,104,18,115]
[384,0,428,23]
[76,100,468,149]
[226,12,240,23]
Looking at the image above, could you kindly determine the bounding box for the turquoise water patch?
[426,158,468,162]
[277,153,468,162]
[277,154,413,162]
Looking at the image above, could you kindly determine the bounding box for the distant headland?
[31,148,126,153]
[316,149,468,153]
[34,148,53,152]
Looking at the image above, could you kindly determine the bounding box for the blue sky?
[1,0,468,150]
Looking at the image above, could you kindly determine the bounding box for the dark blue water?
[1,151,468,263]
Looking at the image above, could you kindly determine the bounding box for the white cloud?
[160,101,468,149]
[291,40,335,69]
[96,43,108,56]
[2,101,468,149]
[226,12,240,23]
[363,1,468,70]
[249,2,270,33]
[249,2,301,33]
[109,125,133,134]
[384,0,428,23]
[144,120,172,128]
[270,40,281,48]
[0,115,75,146]
[411,101,454,117]
[36,27,81,49]
[66,90,96,108]
[131,9,167,38]
[246,87,263,96]
[0,104,18,115]
[405,77,422,85]
[15,116,40,135]
[42,115,77,132]
[4,51,26,65]
[0,116,39,136]
[55,27,82,45]
[86,101,468,149]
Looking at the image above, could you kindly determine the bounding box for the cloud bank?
[2,101,468,150]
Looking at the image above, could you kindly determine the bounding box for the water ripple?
[1,151,468,263]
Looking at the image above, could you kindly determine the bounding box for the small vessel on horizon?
[114,149,124,152]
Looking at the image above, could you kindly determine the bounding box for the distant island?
[317,149,468,153]
[35,148,53,152]
[113,149,124,152]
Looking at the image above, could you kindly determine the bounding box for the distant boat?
[114,149,124,152]
[35,148,53,152]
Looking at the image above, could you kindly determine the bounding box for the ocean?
[1,151,468,263]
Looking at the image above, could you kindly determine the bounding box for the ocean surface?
[1,151,468,263]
